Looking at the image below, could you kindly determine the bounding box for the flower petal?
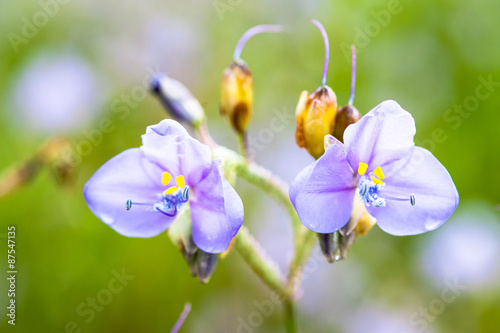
[190,160,244,253]
[344,100,416,175]
[290,144,357,233]
[141,119,212,184]
[83,148,176,237]
[367,147,459,235]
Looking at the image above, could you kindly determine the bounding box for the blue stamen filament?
[126,172,190,216]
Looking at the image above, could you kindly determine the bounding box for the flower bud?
[219,60,253,134]
[295,85,337,159]
[333,104,360,142]
[150,74,205,127]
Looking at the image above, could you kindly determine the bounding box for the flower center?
[125,171,190,216]
[357,162,415,208]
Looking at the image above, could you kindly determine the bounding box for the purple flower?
[84,120,244,253]
[290,100,459,235]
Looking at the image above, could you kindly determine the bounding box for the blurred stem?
[285,227,317,295]
[197,121,218,150]
[284,299,297,333]
[170,303,192,333]
[235,226,287,297]
[0,137,73,200]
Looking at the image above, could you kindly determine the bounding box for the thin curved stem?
[233,25,284,60]
[170,303,192,333]
[197,121,218,150]
[309,19,330,86]
[348,45,357,106]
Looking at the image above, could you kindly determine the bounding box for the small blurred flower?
[290,100,459,235]
[420,203,500,290]
[12,53,102,133]
[83,120,244,254]
[343,303,427,333]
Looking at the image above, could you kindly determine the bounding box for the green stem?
[212,146,302,238]
[285,227,317,294]
[284,298,297,333]
[213,145,317,296]
[238,131,251,163]
[235,226,288,298]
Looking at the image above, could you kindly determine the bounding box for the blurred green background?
[1,0,500,332]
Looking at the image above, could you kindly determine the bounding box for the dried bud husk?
[318,194,377,263]
[220,60,253,134]
[196,250,219,284]
[333,104,360,142]
[317,232,338,263]
[150,74,205,127]
[295,85,337,159]
[167,204,223,283]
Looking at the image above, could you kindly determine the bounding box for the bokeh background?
[1,0,500,332]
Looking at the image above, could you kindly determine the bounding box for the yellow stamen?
[175,175,185,188]
[165,186,178,195]
[371,176,383,185]
[373,166,385,179]
[358,162,368,175]
[161,172,172,186]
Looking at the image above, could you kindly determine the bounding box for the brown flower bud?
[333,104,360,142]
[220,60,253,134]
[295,85,337,159]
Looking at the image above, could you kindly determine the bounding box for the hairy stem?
[285,227,317,295]
[213,146,302,238]
[235,226,287,297]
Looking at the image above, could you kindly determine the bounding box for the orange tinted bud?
[354,210,376,237]
[220,60,253,134]
[333,104,361,142]
[295,85,337,159]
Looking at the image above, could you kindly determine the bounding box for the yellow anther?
[371,176,383,185]
[373,166,385,179]
[164,186,178,195]
[161,172,172,186]
[358,162,368,175]
[175,175,185,188]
